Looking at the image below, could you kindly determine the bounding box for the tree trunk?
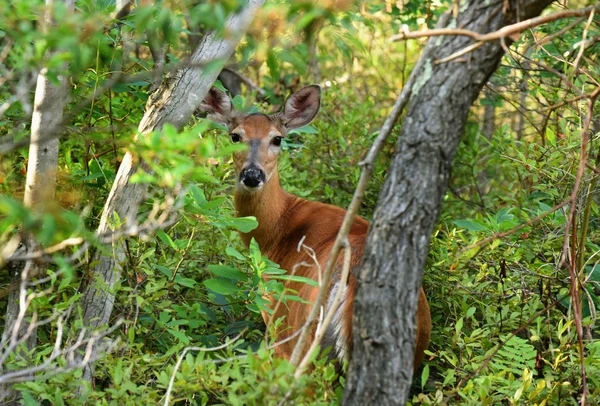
[0,1,74,403]
[482,87,496,140]
[76,0,264,388]
[342,1,553,404]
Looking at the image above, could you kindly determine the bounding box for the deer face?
[202,85,321,192]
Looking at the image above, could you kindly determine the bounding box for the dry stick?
[278,242,348,406]
[587,162,600,175]
[390,5,600,43]
[294,241,352,379]
[577,114,600,274]
[543,86,600,112]
[435,41,485,64]
[571,10,595,79]
[536,17,587,46]
[287,32,436,365]
[459,200,569,253]
[559,92,599,406]
[0,320,122,384]
[163,329,247,406]
[221,68,267,97]
[264,239,320,344]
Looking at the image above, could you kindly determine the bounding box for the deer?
[202,84,431,371]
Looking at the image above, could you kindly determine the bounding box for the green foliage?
[1,0,599,405]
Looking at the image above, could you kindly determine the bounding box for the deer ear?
[201,87,233,125]
[281,85,321,129]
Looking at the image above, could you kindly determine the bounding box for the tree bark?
[0,1,74,403]
[342,1,554,404]
[76,0,264,387]
[482,87,496,140]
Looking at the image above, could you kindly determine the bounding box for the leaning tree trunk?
[77,0,264,387]
[342,1,554,404]
[482,86,496,140]
[0,1,74,404]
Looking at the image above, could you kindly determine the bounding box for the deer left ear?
[200,87,234,125]
[281,85,321,129]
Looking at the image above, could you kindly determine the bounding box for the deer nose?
[240,166,265,188]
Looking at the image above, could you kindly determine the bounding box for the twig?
[571,10,595,78]
[294,241,351,378]
[435,41,485,64]
[163,329,247,406]
[459,200,569,253]
[288,10,446,367]
[536,17,587,46]
[0,321,122,384]
[222,68,267,97]
[558,90,599,405]
[390,5,600,43]
[543,86,600,112]
[263,238,319,344]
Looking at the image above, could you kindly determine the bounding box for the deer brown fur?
[202,85,431,370]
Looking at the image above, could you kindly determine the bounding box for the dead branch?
[390,5,600,43]
[163,329,247,406]
[288,11,448,366]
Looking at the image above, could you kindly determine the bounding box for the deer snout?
[239,165,266,189]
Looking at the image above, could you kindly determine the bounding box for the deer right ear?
[200,87,233,125]
[281,85,321,130]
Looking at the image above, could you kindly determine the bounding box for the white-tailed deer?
[202,85,431,370]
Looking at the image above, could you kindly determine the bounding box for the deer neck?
[234,171,291,253]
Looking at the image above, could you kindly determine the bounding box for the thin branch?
[571,10,595,78]
[390,5,600,43]
[288,11,446,365]
[222,68,266,97]
[163,329,247,406]
[459,200,569,253]
[558,90,599,405]
[294,241,352,378]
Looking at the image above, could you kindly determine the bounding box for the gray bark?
[77,0,264,387]
[342,1,554,404]
[0,1,74,403]
[482,87,495,140]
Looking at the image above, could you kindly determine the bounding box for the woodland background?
[0,0,599,404]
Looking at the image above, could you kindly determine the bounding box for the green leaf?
[174,276,197,288]
[190,185,207,207]
[267,49,279,79]
[22,392,38,406]
[156,265,173,278]
[546,127,556,146]
[249,238,261,266]
[455,317,464,334]
[157,230,177,250]
[421,364,430,389]
[203,278,239,295]
[228,216,258,233]
[288,125,319,135]
[167,329,190,345]
[586,264,600,283]
[263,267,286,275]
[226,246,245,260]
[208,265,248,280]
[203,197,226,210]
[114,359,123,385]
[271,274,319,287]
[453,220,488,232]
[56,256,74,290]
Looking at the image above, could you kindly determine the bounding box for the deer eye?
[230,133,241,143]
[272,136,282,147]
